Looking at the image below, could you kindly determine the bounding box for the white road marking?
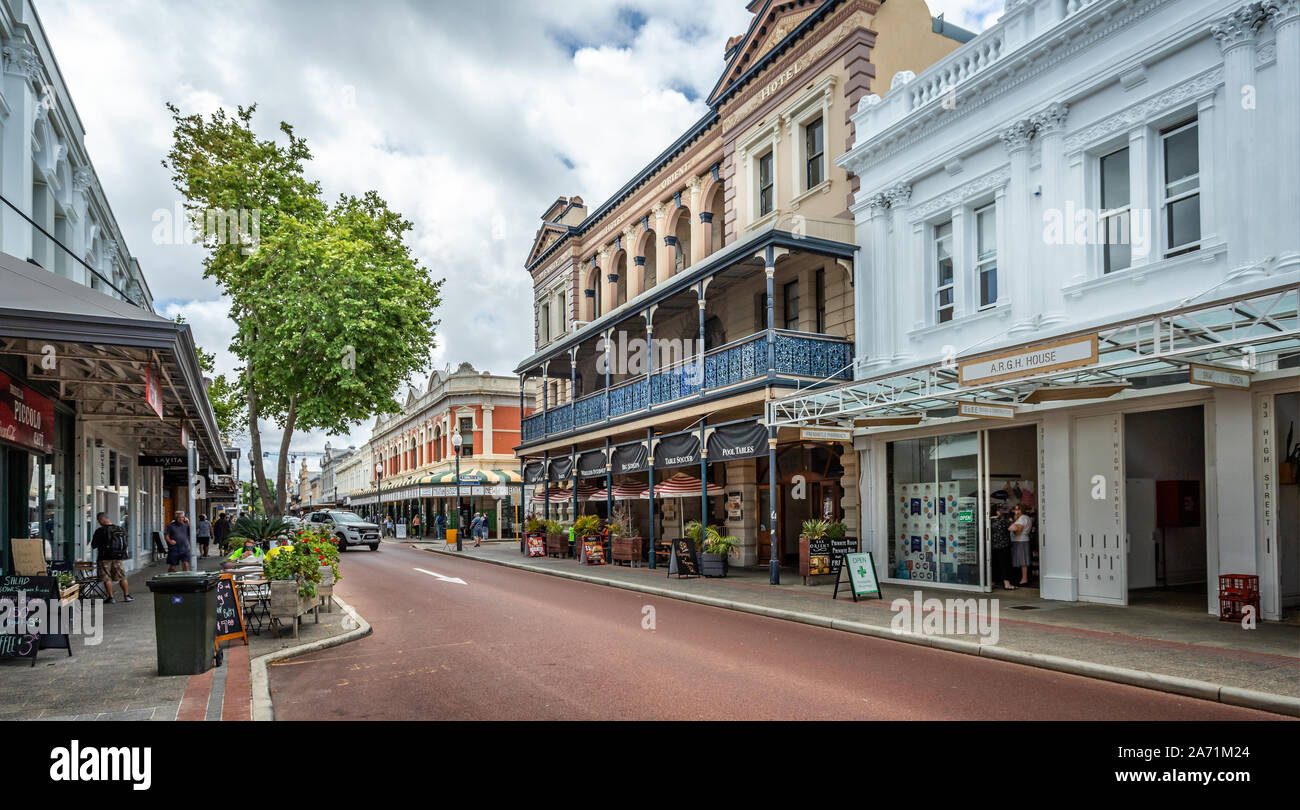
[413,567,467,585]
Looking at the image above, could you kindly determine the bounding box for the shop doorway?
[1123,406,1207,610]
[1271,392,1299,615]
[758,443,843,567]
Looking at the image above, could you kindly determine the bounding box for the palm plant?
[231,515,291,546]
[801,518,831,539]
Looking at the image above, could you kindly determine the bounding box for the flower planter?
[545,533,567,558]
[699,552,728,578]
[317,566,335,611]
[612,536,645,566]
[269,579,317,639]
[59,584,79,604]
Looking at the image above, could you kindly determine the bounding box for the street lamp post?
[451,430,463,551]
[375,467,383,529]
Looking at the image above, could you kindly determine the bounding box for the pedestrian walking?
[434,512,445,541]
[163,511,192,572]
[411,513,421,539]
[91,512,132,603]
[213,512,231,556]
[196,513,212,558]
[471,512,484,547]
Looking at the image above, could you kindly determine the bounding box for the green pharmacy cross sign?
[834,552,881,602]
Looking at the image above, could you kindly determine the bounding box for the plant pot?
[545,533,567,557]
[317,566,335,604]
[270,579,308,619]
[700,552,728,578]
[59,584,79,604]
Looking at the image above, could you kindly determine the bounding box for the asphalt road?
[267,543,1283,720]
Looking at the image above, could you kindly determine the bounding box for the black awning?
[653,432,700,469]
[523,461,545,484]
[610,443,648,474]
[576,450,607,478]
[707,421,768,462]
[547,456,574,482]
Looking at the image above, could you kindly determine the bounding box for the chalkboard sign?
[213,573,247,647]
[0,575,62,665]
[828,537,859,576]
[670,538,699,578]
[834,552,881,602]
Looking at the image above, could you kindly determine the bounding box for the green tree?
[164,104,442,515]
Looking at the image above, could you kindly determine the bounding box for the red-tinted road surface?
[268,544,1282,720]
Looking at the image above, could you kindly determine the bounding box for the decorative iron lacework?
[523,412,545,442]
[704,333,764,389]
[774,333,854,380]
[573,392,607,427]
[651,364,703,405]
[545,403,573,434]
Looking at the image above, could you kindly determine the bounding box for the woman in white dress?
[1009,504,1035,586]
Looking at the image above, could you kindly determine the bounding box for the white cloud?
[38,0,997,477]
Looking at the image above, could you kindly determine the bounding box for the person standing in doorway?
[163,511,192,572]
[196,513,212,558]
[411,512,421,539]
[990,504,1015,590]
[1010,504,1034,586]
[434,511,445,541]
[91,512,132,603]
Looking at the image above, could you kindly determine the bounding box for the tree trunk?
[246,371,275,516]
[274,395,299,515]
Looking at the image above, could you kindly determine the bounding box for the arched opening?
[642,234,657,292]
[709,184,725,254]
[674,210,692,274]
[584,265,602,321]
[614,250,628,309]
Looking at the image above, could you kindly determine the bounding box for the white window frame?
[782,74,836,203]
[758,151,775,218]
[1159,118,1201,259]
[1097,144,1132,274]
[974,202,998,311]
[738,122,782,229]
[933,219,955,323]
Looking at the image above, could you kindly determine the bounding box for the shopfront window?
[887,433,980,586]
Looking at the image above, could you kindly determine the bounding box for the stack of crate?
[1218,574,1260,622]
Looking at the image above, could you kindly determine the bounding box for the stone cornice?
[1062,66,1222,152]
[908,167,1011,223]
[840,0,1176,177]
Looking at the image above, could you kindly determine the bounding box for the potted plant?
[229,515,292,554]
[800,518,833,579]
[700,526,739,577]
[56,571,78,604]
[544,519,568,557]
[573,514,603,563]
[264,542,323,632]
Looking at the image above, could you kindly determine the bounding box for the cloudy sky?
[38,0,1001,477]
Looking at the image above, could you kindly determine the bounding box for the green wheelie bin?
[145,571,220,676]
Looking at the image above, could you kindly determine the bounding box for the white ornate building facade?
[770,0,1299,617]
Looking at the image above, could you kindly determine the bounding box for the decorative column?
[1267,0,1300,258]
[653,202,673,285]
[697,286,707,397]
[602,328,612,421]
[687,176,707,265]
[598,246,615,316]
[482,405,495,457]
[1032,103,1069,325]
[646,428,656,569]
[767,429,779,585]
[764,246,776,376]
[866,194,892,365]
[624,226,643,298]
[1,40,40,259]
[885,183,913,359]
[999,119,1036,333]
[1212,3,1267,267]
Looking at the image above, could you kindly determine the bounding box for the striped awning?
[592,479,646,500]
[642,472,723,499]
[424,467,523,485]
[529,480,599,503]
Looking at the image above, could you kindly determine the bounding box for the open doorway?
[1124,406,1207,611]
[986,425,1040,591]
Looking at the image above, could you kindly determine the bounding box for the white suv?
[307,510,381,551]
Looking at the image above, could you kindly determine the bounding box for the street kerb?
[417,545,1300,718]
[249,594,373,721]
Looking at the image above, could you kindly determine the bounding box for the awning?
[0,252,229,471]
[768,282,1300,429]
[653,433,701,469]
[592,478,645,500]
[423,467,522,485]
[529,480,600,503]
[547,456,574,482]
[576,449,607,478]
[523,461,545,484]
[642,472,723,499]
[706,420,768,461]
[610,442,648,474]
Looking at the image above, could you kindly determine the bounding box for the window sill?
[747,209,780,233]
[907,302,1011,340]
[791,180,832,209]
[1061,240,1227,297]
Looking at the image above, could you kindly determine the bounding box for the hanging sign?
[1188,363,1252,390]
[833,551,881,601]
[707,421,768,461]
[0,370,54,455]
[523,461,545,484]
[577,450,608,478]
[799,427,853,442]
[139,455,187,468]
[958,334,1098,386]
[653,433,700,469]
[958,401,1016,421]
[145,364,164,419]
[610,443,648,474]
[547,456,574,482]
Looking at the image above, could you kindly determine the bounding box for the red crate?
[1218,596,1260,623]
[1218,574,1259,599]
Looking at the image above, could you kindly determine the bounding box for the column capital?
[885,183,912,208]
[651,202,668,221]
[1030,102,1069,136]
[998,119,1035,153]
[2,40,40,82]
[1265,0,1300,27]
[1212,3,1267,51]
[685,175,703,193]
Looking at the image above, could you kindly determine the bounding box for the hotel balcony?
[517,215,856,450]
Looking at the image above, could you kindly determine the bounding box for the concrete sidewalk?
[407,539,1300,716]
